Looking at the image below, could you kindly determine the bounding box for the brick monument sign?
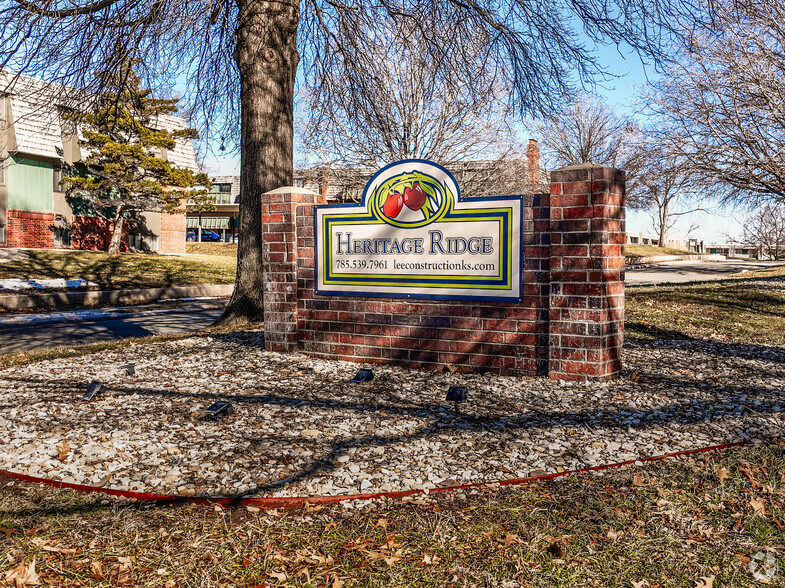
[261,161,625,382]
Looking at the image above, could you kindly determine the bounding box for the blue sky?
[201,38,746,245]
[585,44,746,245]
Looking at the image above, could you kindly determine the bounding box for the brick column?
[548,164,625,381]
[262,189,326,353]
[262,191,298,352]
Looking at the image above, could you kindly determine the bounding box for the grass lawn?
[185,242,238,257]
[626,244,698,258]
[1,443,782,587]
[0,249,236,290]
[626,268,785,345]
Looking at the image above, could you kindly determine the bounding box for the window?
[0,157,5,186]
[0,225,5,245]
[0,95,6,122]
[54,226,71,247]
[129,234,159,252]
[53,164,71,192]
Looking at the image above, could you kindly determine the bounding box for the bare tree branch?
[650,1,785,204]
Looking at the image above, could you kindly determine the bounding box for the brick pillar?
[548,164,625,381]
[262,189,326,353]
[160,207,186,254]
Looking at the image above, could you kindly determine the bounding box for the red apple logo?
[403,182,426,211]
[383,191,404,218]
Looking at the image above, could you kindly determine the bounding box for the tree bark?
[215,0,299,326]
[657,200,668,247]
[107,207,124,255]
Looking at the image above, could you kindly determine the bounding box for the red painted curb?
[0,441,747,509]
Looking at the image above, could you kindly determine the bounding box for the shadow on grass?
[1,249,233,291]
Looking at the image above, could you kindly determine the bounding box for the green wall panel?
[7,156,53,212]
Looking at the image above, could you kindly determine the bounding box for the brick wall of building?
[262,164,625,381]
[71,215,129,252]
[1,209,54,249]
[160,208,186,255]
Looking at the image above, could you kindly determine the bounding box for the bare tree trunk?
[657,200,668,247]
[215,0,299,326]
[107,207,124,255]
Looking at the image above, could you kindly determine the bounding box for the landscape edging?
[0,441,746,510]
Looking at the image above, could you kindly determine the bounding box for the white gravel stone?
[0,335,781,498]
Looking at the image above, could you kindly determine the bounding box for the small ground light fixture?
[122,364,135,376]
[351,368,374,383]
[83,380,104,401]
[446,386,468,412]
[205,401,234,421]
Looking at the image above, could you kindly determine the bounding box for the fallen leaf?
[30,538,77,556]
[741,468,763,490]
[735,553,751,563]
[56,439,70,462]
[502,533,525,547]
[695,575,714,588]
[0,528,17,540]
[164,581,177,588]
[422,554,441,565]
[374,518,388,531]
[331,575,344,588]
[632,473,646,487]
[4,557,38,587]
[607,529,622,540]
[632,581,650,588]
[750,496,766,516]
[717,468,728,483]
[363,549,402,566]
[268,570,287,582]
[91,560,103,579]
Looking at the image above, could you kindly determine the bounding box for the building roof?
[0,70,199,172]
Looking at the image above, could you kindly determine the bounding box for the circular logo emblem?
[366,161,457,228]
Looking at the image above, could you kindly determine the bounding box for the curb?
[0,441,746,510]
[0,284,234,311]
[625,254,718,267]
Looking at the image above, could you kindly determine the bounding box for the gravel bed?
[0,333,782,498]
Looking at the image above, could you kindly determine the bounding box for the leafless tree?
[740,204,785,260]
[636,145,704,246]
[532,94,646,204]
[302,14,519,169]
[650,2,785,204]
[0,0,715,324]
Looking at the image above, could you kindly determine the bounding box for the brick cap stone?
[554,162,606,170]
[263,186,320,196]
[551,163,626,183]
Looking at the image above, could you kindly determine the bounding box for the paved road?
[0,299,227,353]
[626,259,785,285]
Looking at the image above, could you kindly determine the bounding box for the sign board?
[315,159,523,301]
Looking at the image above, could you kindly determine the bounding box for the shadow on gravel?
[2,333,784,500]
